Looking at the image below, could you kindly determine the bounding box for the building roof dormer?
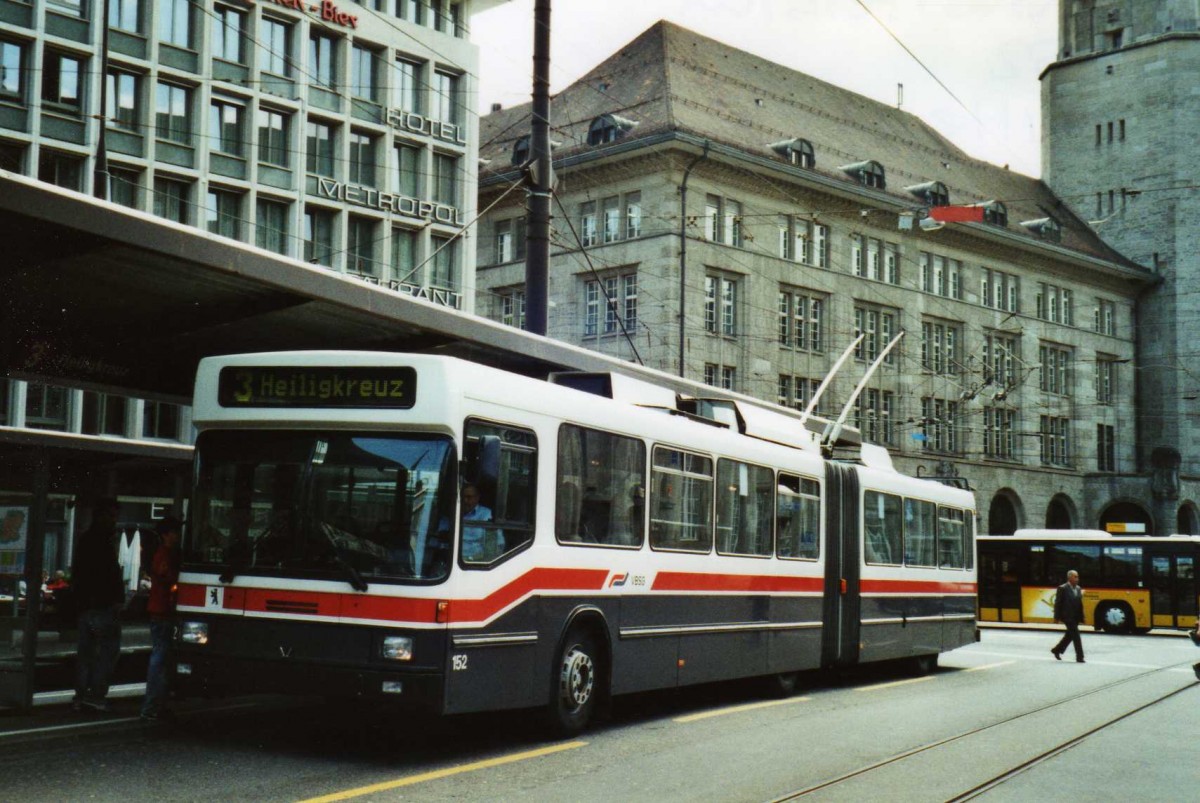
[768,138,815,168]
[840,160,886,190]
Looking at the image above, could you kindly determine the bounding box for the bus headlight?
[180,621,209,645]
[381,635,413,661]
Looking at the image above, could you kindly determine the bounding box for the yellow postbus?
[978,530,1199,633]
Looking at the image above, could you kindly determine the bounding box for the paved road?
[1,629,1196,802]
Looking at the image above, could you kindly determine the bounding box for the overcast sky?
[471,0,1059,177]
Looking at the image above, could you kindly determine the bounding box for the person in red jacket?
[140,517,181,720]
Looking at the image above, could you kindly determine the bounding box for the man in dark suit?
[1051,569,1086,663]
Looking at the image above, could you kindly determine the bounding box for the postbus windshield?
[186,430,457,584]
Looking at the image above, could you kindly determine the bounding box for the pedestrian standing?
[72,498,125,712]
[1051,569,1086,663]
[141,516,182,720]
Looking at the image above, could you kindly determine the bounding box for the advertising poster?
[0,506,29,575]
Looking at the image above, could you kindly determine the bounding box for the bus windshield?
[186,430,457,584]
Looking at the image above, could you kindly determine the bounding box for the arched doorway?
[1045,494,1076,529]
[1177,502,1200,535]
[988,491,1021,535]
[1099,501,1153,535]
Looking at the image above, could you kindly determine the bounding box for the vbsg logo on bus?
[217,366,417,409]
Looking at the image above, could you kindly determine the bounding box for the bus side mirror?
[477,435,502,488]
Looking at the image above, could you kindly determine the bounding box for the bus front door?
[1148,552,1198,630]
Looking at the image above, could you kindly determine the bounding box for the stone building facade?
[1041,0,1200,534]
[474,21,1191,534]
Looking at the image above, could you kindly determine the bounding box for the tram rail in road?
[768,658,1200,801]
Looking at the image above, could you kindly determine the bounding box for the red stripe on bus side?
[449,567,610,623]
[176,584,246,610]
[860,579,977,595]
[652,572,824,593]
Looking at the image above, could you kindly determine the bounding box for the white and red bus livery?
[174,351,977,733]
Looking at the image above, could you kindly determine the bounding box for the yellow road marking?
[297,741,587,802]
[965,660,1015,672]
[854,675,934,692]
[674,695,810,723]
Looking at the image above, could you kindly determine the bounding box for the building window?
[48,0,82,18]
[25,383,69,431]
[981,267,1019,312]
[155,82,190,143]
[983,333,1019,389]
[602,196,620,244]
[625,192,642,238]
[705,274,738,336]
[919,397,962,454]
[430,234,457,289]
[493,217,525,264]
[348,215,378,276]
[38,151,83,190]
[392,226,418,282]
[983,407,1015,459]
[983,202,1008,227]
[257,108,289,167]
[919,252,961,299]
[143,401,180,440]
[81,392,127,437]
[852,236,897,283]
[209,98,243,155]
[394,57,423,112]
[432,152,457,206]
[842,160,885,189]
[778,288,823,352]
[205,188,241,240]
[1097,424,1116,472]
[304,207,334,266]
[105,70,139,131]
[395,141,420,196]
[350,45,377,101]
[704,364,736,390]
[153,177,190,224]
[854,305,897,364]
[108,166,140,208]
[921,320,962,376]
[583,273,637,337]
[109,0,140,33]
[1095,357,1115,404]
[212,5,244,63]
[856,389,895,445]
[310,31,337,89]
[1040,415,1071,466]
[259,17,291,77]
[433,70,459,124]
[704,194,721,242]
[778,376,822,413]
[1095,299,1116,335]
[1039,344,1072,395]
[1,40,26,102]
[349,131,376,186]
[306,120,334,176]
[1036,282,1074,325]
[43,52,83,113]
[256,198,289,255]
[725,200,742,247]
[580,201,596,247]
[501,289,526,330]
[159,0,191,48]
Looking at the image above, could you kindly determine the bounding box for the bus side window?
[555,424,646,548]
[463,420,537,566]
[777,474,820,560]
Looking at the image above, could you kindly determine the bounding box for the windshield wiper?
[318,523,370,592]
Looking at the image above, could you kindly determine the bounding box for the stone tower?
[1042,0,1200,532]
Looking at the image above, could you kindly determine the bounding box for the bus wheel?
[546,629,599,736]
[908,653,938,676]
[760,671,800,699]
[1098,603,1133,634]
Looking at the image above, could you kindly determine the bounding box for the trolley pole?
[524,0,552,336]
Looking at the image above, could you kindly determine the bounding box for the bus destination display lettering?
[218,367,417,409]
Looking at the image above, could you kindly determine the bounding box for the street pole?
[524,0,551,336]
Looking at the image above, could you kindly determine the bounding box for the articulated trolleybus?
[174,351,977,733]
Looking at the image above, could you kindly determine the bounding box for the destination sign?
[218,366,417,409]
